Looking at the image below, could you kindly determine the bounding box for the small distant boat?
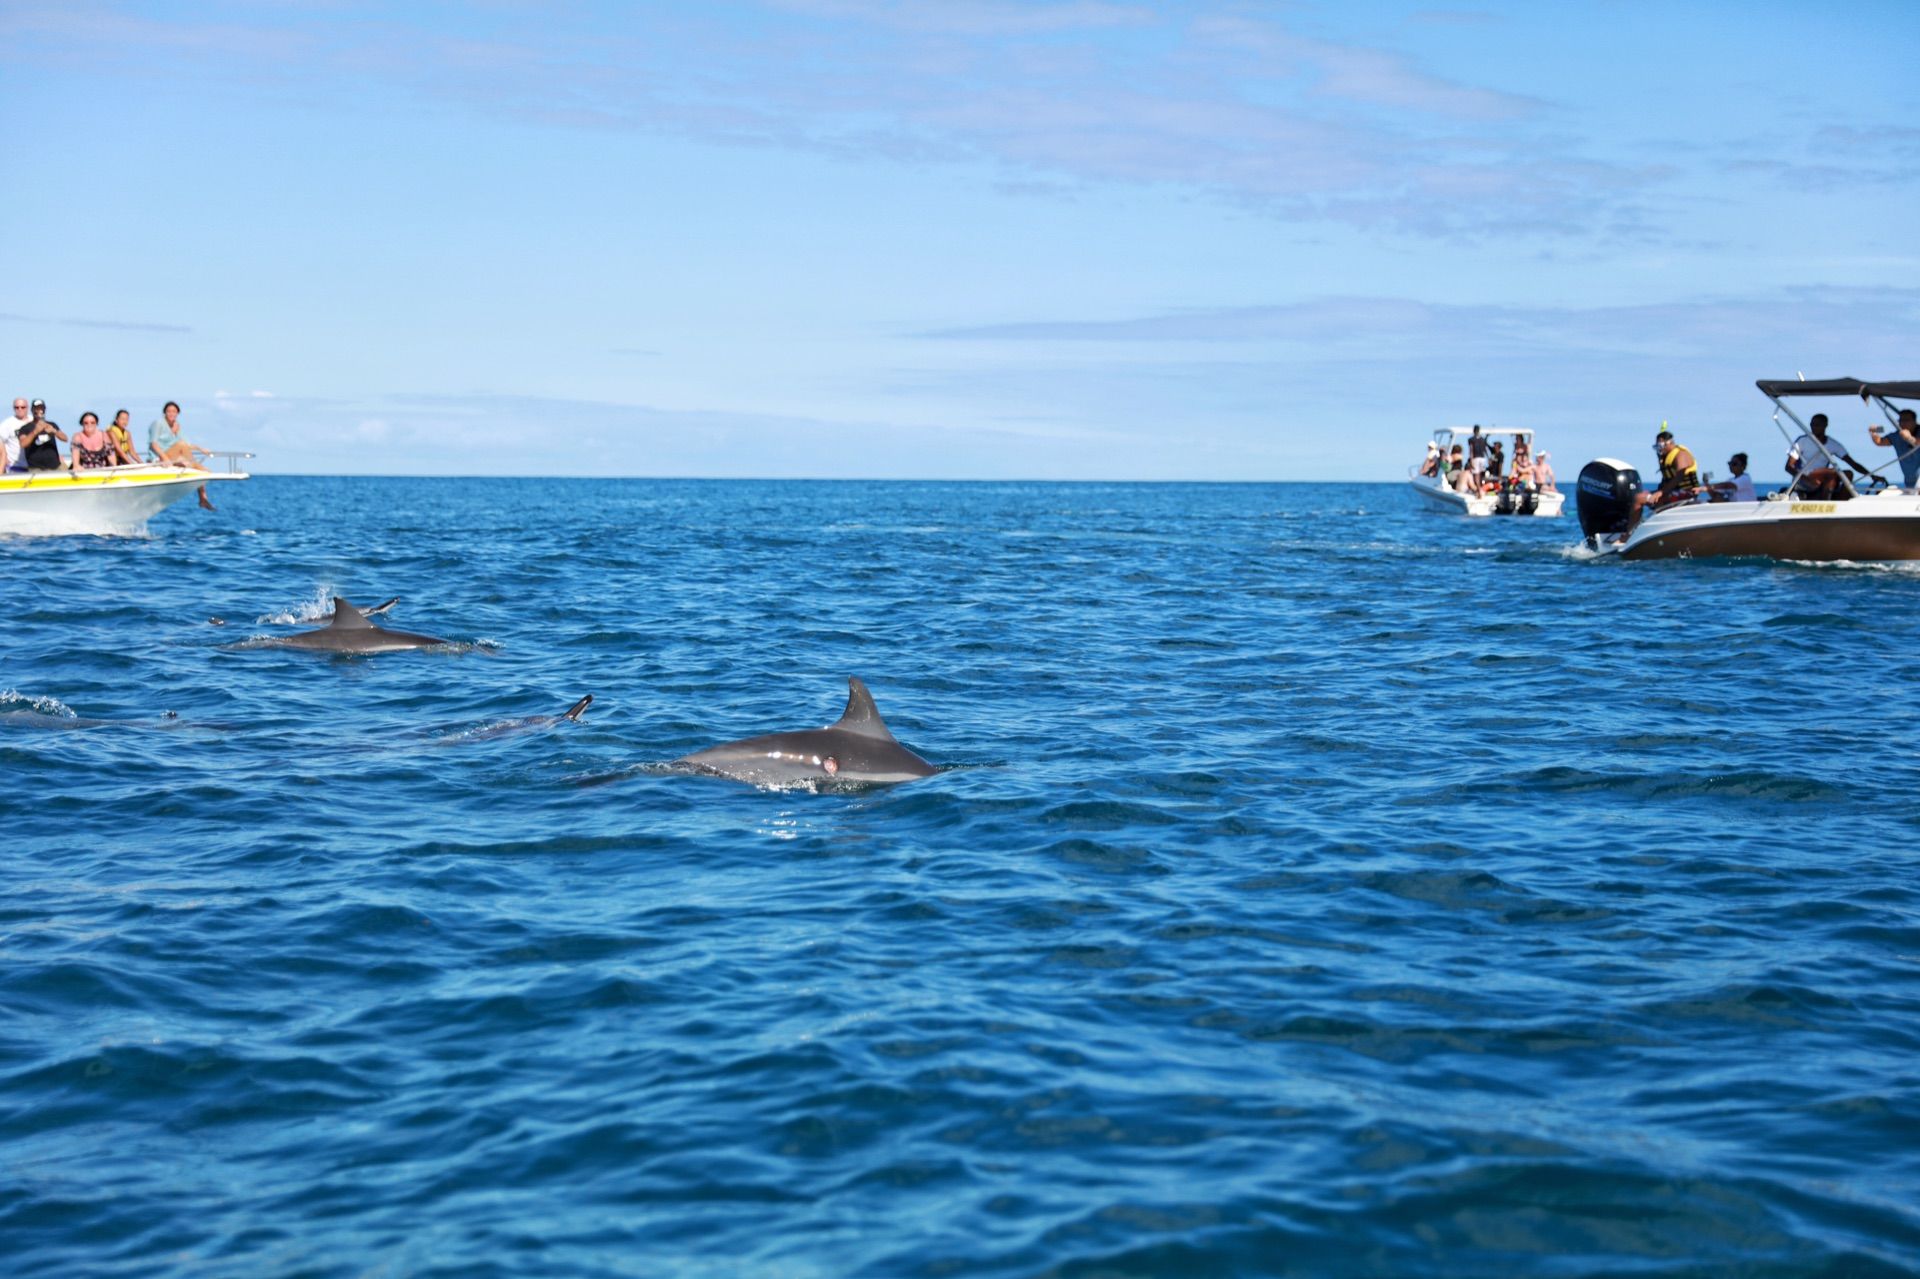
[0,456,252,536]
[1577,378,1920,561]
[1407,426,1565,517]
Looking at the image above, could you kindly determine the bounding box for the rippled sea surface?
[4,477,1918,1278]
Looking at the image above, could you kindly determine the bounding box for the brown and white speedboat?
[1577,378,1920,561]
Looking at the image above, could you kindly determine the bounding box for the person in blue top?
[1867,408,1920,491]
[148,400,216,509]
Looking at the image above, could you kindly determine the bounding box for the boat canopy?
[1755,378,1920,400]
[1430,425,1534,439]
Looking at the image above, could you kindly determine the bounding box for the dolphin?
[674,677,937,787]
[214,597,397,628]
[447,695,593,743]
[0,709,181,731]
[263,596,448,653]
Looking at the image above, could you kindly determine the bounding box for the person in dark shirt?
[1467,424,1488,481]
[18,399,66,470]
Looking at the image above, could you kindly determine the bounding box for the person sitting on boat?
[1418,441,1441,478]
[1534,451,1557,493]
[1786,413,1872,499]
[1486,439,1505,483]
[18,399,66,470]
[69,412,116,470]
[1705,452,1756,502]
[1509,442,1536,492]
[1447,445,1477,495]
[3,398,28,472]
[148,401,208,467]
[149,400,216,510]
[1621,428,1699,534]
[106,409,141,466]
[1867,408,1920,491]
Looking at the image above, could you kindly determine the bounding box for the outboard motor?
[1576,458,1642,548]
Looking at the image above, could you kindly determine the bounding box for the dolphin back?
[676,678,936,786]
[268,595,447,651]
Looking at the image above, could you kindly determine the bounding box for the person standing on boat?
[18,399,66,470]
[1867,408,1920,491]
[149,400,215,510]
[3,397,29,472]
[1467,425,1489,480]
[1786,413,1870,499]
[1705,453,1756,502]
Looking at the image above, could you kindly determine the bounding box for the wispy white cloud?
[0,310,191,334]
[764,0,1156,36]
[7,0,1669,242]
[919,287,1920,362]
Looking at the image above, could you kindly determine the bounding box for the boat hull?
[1619,492,1920,561]
[1407,475,1564,517]
[0,468,247,536]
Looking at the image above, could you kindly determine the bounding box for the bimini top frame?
[1754,377,1920,498]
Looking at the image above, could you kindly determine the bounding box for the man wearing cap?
[3,397,29,471]
[18,399,66,471]
[1786,413,1870,500]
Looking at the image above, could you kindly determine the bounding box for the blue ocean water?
[3,476,1918,1278]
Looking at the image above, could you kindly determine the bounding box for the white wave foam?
[0,689,76,717]
[257,584,335,626]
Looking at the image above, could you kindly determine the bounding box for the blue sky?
[3,0,1915,479]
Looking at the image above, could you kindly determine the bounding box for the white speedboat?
[1577,378,1920,561]
[0,456,251,536]
[1407,426,1565,517]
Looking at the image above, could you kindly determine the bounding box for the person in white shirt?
[1705,453,1757,502]
[1786,414,1872,499]
[3,395,28,471]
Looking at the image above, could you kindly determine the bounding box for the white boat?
[1577,378,1920,561]
[0,456,251,536]
[1407,426,1565,517]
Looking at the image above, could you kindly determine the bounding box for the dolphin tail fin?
[563,694,593,722]
[329,597,375,630]
[831,677,897,741]
[368,597,400,616]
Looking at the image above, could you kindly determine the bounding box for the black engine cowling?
[1576,459,1642,546]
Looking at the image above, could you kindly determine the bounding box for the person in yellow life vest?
[1625,427,1700,533]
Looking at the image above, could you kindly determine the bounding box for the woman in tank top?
[70,412,116,469]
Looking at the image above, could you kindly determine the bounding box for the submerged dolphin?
[450,695,593,742]
[263,596,448,654]
[675,677,937,787]
[0,709,181,731]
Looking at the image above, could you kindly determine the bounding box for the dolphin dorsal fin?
[329,597,375,630]
[831,677,897,741]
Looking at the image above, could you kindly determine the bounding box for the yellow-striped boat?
[0,456,251,536]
